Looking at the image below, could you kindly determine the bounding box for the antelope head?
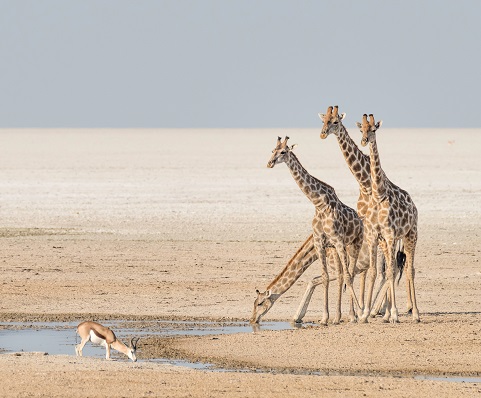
[127,337,140,362]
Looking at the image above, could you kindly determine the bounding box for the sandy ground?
[0,128,480,397]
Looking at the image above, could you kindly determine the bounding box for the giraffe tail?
[396,240,406,285]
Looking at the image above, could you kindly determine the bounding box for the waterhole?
[0,320,479,383]
[0,320,299,359]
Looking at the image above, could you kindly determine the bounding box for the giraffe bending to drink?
[252,136,363,326]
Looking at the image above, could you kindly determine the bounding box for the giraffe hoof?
[359,316,368,324]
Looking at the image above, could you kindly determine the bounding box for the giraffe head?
[267,136,297,168]
[357,114,383,147]
[319,105,346,139]
[250,289,274,324]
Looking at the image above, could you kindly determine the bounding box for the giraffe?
[258,136,364,325]
[251,233,373,325]
[357,114,420,323]
[316,105,406,317]
[250,233,330,324]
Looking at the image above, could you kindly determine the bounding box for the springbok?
[75,321,139,362]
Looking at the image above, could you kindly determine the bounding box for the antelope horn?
[362,114,369,127]
[333,105,339,117]
[130,337,139,349]
[369,114,375,127]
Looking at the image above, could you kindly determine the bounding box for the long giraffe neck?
[337,125,371,194]
[285,152,333,209]
[369,137,386,202]
[266,235,315,295]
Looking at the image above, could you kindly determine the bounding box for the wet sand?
[1,128,480,397]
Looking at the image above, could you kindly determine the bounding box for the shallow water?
[0,320,299,358]
[1,320,479,383]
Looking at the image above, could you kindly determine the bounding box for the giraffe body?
[255,137,363,325]
[358,114,420,323]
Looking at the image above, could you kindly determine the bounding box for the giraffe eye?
[280,151,286,154]
[333,121,338,125]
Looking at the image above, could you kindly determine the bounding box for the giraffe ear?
[290,144,298,151]
[265,290,272,298]
[356,122,362,129]
[375,120,383,129]
[318,113,325,121]
[340,112,346,120]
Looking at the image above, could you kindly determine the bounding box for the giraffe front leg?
[336,245,361,316]
[314,239,329,326]
[370,249,386,317]
[331,250,342,325]
[294,276,322,323]
[358,270,366,313]
[360,242,378,323]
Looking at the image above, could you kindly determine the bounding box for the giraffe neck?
[285,152,332,209]
[337,125,371,194]
[369,137,386,202]
[266,236,315,295]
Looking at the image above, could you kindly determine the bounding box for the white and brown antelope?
[75,321,139,362]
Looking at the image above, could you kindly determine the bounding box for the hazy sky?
[1,1,480,128]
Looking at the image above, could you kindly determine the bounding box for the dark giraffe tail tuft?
[396,249,406,285]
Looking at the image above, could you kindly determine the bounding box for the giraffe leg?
[404,231,420,322]
[313,238,329,326]
[370,249,386,317]
[372,279,389,318]
[358,270,366,313]
[75,337,89,356]
[294,276,321,323]
[333,253,343,325]
[336,244,361,317]
[359,242,378,323]
[381,240,399,324]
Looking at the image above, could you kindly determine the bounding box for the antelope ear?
[318,113,325,121]
[340,112,346,120]
[356,122,363,129]
[290,144,298,151]
[376,120,383,129]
